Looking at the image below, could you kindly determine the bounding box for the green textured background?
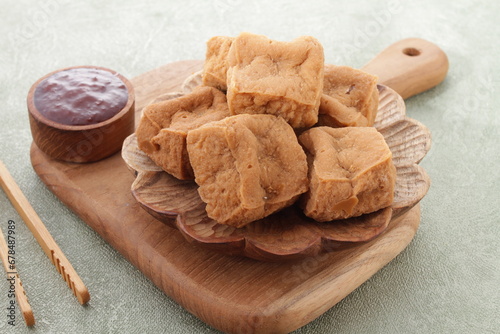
[0,1,498,333]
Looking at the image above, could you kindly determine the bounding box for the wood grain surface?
[30,37,447,333]
[362,37,448,99]
[29,60,420,334]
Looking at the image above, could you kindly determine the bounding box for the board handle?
[361,38,449,99]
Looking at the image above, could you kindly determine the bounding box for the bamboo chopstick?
[0,160,90,305]
[0,227,35,326]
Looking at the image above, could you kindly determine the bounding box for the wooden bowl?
[122,74,431,261]
[27,65,135,163]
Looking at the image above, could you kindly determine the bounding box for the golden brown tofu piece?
[136,86,230,180]
[186,114,309,227]
[299,126,395,221]
[226,32,324,129]
[319,65,378,127]
[202,36,234,91]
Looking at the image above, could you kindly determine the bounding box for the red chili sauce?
[34,67,128,126]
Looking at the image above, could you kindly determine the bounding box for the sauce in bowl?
[34,67,129,126]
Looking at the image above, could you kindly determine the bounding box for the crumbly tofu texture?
[187,114,309,227]
[299,126,396,221]
[135,86,230,180]
[319,65,379,127]
[226,32,324,129]
[202,36,234,91]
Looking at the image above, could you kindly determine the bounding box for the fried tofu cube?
[202,36,234,91]
[299,126,395,221]
[136,86,230,180]
[186,114,309,227]
[319,65,379,127]
[226,32,324,128]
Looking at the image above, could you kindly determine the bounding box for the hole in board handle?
[403,47,421,56]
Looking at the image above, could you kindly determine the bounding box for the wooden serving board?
[31,38,448,333]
